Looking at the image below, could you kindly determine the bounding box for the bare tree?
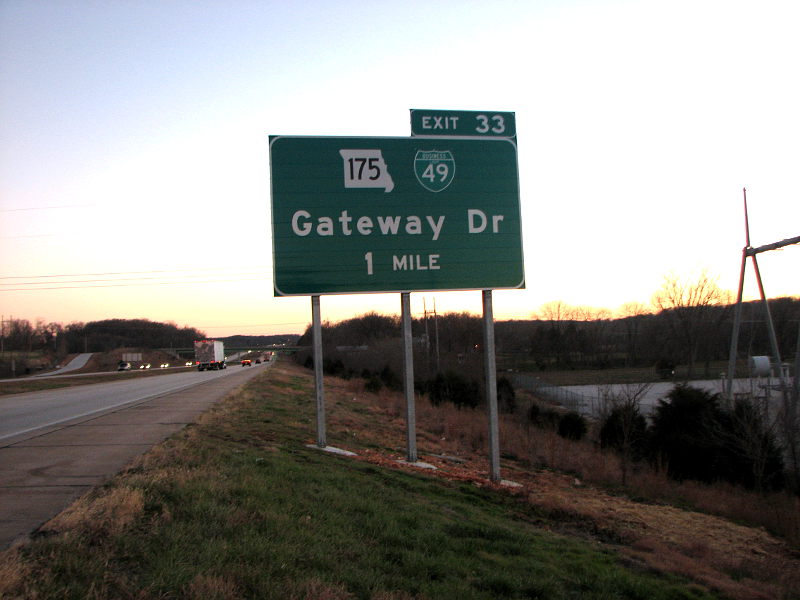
[599,383,652,486]
[533,301,576,368]
[652,271,732,379]
[617,302,651,367]
[534,301,575,325]
[729,396,784,492]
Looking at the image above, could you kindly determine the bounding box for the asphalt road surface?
[0,362,269,549]
[1,365,249,442]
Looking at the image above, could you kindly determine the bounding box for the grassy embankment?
[0,359,737,600]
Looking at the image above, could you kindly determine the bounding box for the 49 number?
[420,162,449,183]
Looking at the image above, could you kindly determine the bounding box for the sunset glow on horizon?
[2,1,797,337]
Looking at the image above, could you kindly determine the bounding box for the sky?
[1,0,798,337]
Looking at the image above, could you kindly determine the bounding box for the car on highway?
[117,361,131,371]
[241,359,252,366]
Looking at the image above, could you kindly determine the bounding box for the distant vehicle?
[185,361,193,367]
[255,358,262,364]
[241,359,252,366]
[195,340,226,371]
[117,361,131,371]
[139,363,151,369]
[160,363,169,369]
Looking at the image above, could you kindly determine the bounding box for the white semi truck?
[194,340,226,371]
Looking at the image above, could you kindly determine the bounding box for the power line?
[0,234,58,239]
[0,276,271,292]
[0,266,271,280]
[199,322,308,329]
[0,266,275,292]
[0,204,95,212]
[1,271,270,287]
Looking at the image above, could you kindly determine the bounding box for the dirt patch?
[84,348,185,372]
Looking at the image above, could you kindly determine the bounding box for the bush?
[364,376,383,393]
[720,398,785,491]
[649,385,725,483]
[557,412,587,440]
[600,404,649,460]
[497,377,516,414]
[427,371,480,409]
[526,403,560,429]
[379,365,401,390]
[649,385,784,490]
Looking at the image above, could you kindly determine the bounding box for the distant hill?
[70,319,206,352]
[218,334,301,347]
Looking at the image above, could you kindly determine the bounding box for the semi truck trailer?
[194,340,226,371]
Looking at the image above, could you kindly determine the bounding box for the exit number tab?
[410,109,516,138]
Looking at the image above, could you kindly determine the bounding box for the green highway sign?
[270,136,524,296]
[410,109,516,138]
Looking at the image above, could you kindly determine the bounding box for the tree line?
[0,318,206,358]
[297,286,798,383]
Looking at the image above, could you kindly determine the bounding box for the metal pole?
[482,289,501,483]
[434,297,440,372]
[747,235,800,256]
[423,297,430,369]
[401,292,417,462]
[794,323,800,400]
[726,249,747,402]
[789,324,800,490]
[311,295,326,448]
[751,255,784,378]
[743,187,751,247]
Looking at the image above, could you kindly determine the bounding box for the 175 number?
[347,157,381,181]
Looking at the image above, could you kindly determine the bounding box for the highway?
[0,361,270,548]
[1,364,251,443]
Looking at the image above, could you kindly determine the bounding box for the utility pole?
[727,188,799,402]
[790,324,800,416]
[433,297,440,372]
[422,298,429,367]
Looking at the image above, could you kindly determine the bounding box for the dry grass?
[0,548,32,599]
[286,579,355,600]
[39,485,145,540]
[184,573,241,600]
[312,362,800,600]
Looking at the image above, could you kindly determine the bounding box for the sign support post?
[482,289,501,483]
[401,292,418,462]
[271,110,522,479]
[312,295,326,448]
